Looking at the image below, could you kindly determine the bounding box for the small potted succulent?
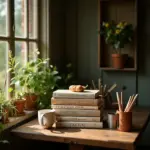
[100,21,134,69]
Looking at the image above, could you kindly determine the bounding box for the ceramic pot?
[24,94,38,110]
[14,99,26,114]
[2,109,9,124]
[111,54,128,69]
[118,111,132,132]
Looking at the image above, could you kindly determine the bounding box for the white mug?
[38,109,56,129]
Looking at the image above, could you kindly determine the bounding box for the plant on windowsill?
[8,50,61,110]
[9,89,26,116]
[0,89,16,123]
[100,21,134,69]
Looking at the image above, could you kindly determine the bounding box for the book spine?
[55,122,103,129]
[56,116,101,122]
[51,98,102,106]
[52,105,100,110]
[55,109,102,117]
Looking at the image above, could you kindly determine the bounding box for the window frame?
[0,0,41,96]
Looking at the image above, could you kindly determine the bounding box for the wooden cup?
[118,111,132,132]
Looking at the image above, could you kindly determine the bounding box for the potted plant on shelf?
[100,21,134,69]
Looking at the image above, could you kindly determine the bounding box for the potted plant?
[8,89,26,115]
[8,50,61,110]
[100,21,134,69]
[0,89,15,123]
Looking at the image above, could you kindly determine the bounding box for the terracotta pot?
[14,99,26,114]
[24,94,38,110]
[111,54,128,69]
[118,111,132,132]
[2,109,9,124]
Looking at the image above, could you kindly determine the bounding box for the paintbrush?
[105,83,117,96]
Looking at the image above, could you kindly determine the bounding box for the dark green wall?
[64,0,150,146]
[65,0,137,104]
[50,0,150,147]
[49,0,65,71]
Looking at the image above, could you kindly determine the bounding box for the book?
[55,122,103,129]
[51,97,103,106]
[52,105,101,110]
[56,116,101,122]
[52,89,100,99]
[55,109,103,117]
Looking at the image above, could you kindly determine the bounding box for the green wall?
[51,0,150,147]
[65,0,150,146]
[65,0,138,104]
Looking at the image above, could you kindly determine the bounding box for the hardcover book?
[52,89,100,99]
[55,121,103,129]
[56,116,101,122]
[55,109,103,117]
[51,105,101,110]
[51,97,103,106]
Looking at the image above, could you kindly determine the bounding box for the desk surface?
[11,109,150,150]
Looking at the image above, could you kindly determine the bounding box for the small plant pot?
[118,111,132,132]
[24,94,38,110]
[111,54,128,69]
[14,99,26,115]
[2,109,9,124]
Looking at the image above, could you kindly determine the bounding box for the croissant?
[75,85,84,92]
[69,85,84,92]
[69,85,76,92]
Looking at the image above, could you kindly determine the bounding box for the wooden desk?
[11,109,150,150]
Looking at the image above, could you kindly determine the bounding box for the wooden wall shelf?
[98,0,137,71]
[100,67,137,71]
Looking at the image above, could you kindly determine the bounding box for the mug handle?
[41,113,46,126]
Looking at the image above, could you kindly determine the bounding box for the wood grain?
[3,111,36,130]
[11,108,150,150]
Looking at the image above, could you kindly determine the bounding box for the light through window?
[0,0,39,94]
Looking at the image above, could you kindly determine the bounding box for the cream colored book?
[55,109,102,117]
[52,89,100,99]
[56,116,101,122]
[55,122,103,128]
[51,97,103,106]
[52,105,101,110]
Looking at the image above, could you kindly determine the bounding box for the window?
[0,0,39,94]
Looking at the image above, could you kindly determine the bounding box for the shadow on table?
[50,128,81,134]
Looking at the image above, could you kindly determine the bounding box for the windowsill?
[2,111,37,131]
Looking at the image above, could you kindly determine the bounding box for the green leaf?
[8,87,13,93]
[7,68,13,73]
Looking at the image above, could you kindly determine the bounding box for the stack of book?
[51,89,104,129]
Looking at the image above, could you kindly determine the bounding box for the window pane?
[29,0,38,38]
[0,41,7,90]
[15,0,26,37]
[15,42,27,66]
[0,0,7,36]
[29,42,38,61]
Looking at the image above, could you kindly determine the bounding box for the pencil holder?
[118,111,132,132]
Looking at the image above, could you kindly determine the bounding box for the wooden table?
[11,108,150,150]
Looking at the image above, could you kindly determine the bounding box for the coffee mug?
[38,109,56,129]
